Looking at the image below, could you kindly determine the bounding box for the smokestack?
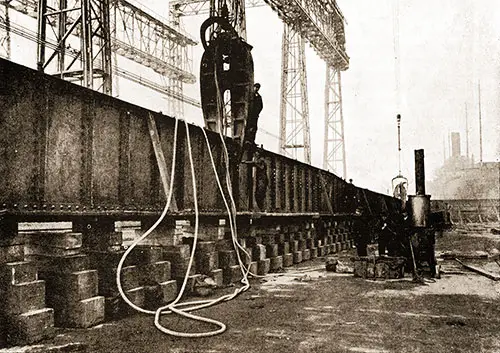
[414,149,426,196]
[451,132,461,158]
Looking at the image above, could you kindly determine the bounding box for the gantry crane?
[171,0,348,176]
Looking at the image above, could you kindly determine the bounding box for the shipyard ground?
[3,225,500,353]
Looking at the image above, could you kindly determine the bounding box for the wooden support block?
[128,246,163,265]
[283,253,294,267]
[160,280,178,303]
[163,245,191,261]
[0,245,24,265]
[310,247,318,259]
[3,280,46,315]
[6,308,55,346]
[306,238,314,249]
[298,240,306,251]
[269,256,283,272]
[266,244,279,258]
[25,232,82,249]
[218,250,236,268]
[138,261,171,286]
[42,270,98,305]
[302,249,311,261]
[252,245,266,261]
[123,287,145,313]
[257,259,270,276]
[170,258,195,279]
[210,269,223,287]
[25,244,80,257]
[274,234,285,244]
[223,265,243,285]
[293,251,302,264]
[196,252,218,275]
[278,242,290,256]
[54,296,105,328]
[99,266,138,297]
[248,261,258,276]
[27,254,90,274]
[245,237,262,248]
[290,240,299,253]
[0,261,37,286]
[197,241,216,254]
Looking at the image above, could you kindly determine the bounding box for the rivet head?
[51,205,55,209]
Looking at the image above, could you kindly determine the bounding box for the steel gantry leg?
[36,0,112,94]
[279,23,311,164]
[323,64,346,179]
[0,1,11,59]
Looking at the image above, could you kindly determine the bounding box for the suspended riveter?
[199,12,255,154]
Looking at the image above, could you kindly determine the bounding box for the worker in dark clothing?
[377,211,392,256]
[352,207,369,257]
[245,83,263,147]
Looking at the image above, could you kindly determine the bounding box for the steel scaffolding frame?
[323,65,346,179]
[279,23,311,163]
[36,0,113,94]
[111,0,197,117]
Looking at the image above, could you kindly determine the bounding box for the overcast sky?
[6,0,500,194]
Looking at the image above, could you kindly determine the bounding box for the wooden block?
[138,261,171,286]
[283,253,293,267]
[298,240,307,251]
[197,241,216,254]
[0,261,37,286]
[128,246,163,265]
[293,251,302,264]
[310,247,318,259]
[317,246,325,257]
[266,244,279,258]
[170,258,196,279]
[42,270,98,305]
[257,259,270,276]
[274,234,285,244]
[223,265,242,285]
[269,256,283,272]
[3,280,46,315]
[25,244,80,257]
[245,237,262,248]
[210,269,223,287]
[25,232,82,250]
[248,261,258,276]
[278,242,290,256]
[289,240,299,253]
[6,308,55,346]
[160,280,178,303]
[195,252,218,275]
[26,254,89,273]
[252,245,266,261]
[54,296,105,328]
[99,266,139,296]
[163,245,191,261]
[302,249,311,261]
[353,259,368,278]
[115,266,139,291]
[218,250,236,268]
[0,245,24,265]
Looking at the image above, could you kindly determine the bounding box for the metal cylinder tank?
[409,195,430,227]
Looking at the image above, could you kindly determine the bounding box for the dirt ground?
[3,224,500,353]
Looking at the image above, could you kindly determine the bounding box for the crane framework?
[171,0,348,176]
[1,0,348,177]
[0,0,199,117]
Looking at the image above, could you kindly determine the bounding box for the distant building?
[428,133,499,200]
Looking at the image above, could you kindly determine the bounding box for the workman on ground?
[377,211,392,256]
[352,207,370,257]
[245,83,263,147]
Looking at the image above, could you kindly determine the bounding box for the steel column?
[279,24,311,163]
[323,65,346,179]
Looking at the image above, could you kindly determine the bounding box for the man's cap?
[254,83,261,88]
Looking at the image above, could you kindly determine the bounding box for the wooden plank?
[147,113,178,211]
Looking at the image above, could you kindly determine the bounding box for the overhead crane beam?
[2,0,199,117]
